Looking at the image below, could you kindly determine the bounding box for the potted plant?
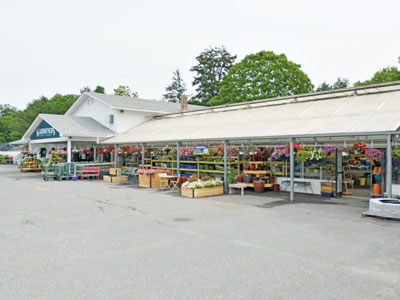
[352,143,366,154]
[365,148,382,163]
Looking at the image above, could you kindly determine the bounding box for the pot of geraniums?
[352,143,366,154]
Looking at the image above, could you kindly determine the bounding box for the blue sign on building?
[30,120,60,140]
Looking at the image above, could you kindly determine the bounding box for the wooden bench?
[81,166,100,181]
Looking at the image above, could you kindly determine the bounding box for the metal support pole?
[67,138,72,163]
[386,134,392,198]
[141,143,145,170]
[224,140,228,194]
[290,137,294,201]
[93,145,97,162]
[114,144,118,167]
[176,142,180,175]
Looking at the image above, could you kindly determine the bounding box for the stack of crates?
[103,168,128,183]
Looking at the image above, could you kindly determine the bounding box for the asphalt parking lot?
[1,165,400,300]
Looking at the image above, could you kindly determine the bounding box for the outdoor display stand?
[19,157,42,172]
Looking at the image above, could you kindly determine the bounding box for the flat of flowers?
[181,186,224,198]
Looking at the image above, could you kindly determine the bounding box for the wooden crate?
[139,174,152,188]
[181,186,224,198]
[103,175,112,183]
[151,173,161,188]
[112,175,128,183]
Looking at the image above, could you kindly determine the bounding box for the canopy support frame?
[290,137,294,201]
[386,134,392,198]
[176,142,180,175]
[224,140,228,194]
[141,143,145,170]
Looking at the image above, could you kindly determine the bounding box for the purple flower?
[322,145,336,155]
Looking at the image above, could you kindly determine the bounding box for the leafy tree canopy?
[81,85,105,94]
[163,69,187,103]
[316,77,350,92]
[354,58,400,86]
[190,46,237,104]
[114,85,139,98]
[209,51,314,105]
[0,94,78,143]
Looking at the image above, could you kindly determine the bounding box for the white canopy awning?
[102,82,400,144]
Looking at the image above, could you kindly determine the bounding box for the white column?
[67,138,72,163]
[93,145,97,162]
[141,143,145,169]
[114,144,118,167]
[386,134,392,198]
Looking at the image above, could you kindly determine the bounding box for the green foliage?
[163,69,187,103]
[190,46,237,104]
[0,94,78,142]
[354,64,400,86]
[94,86,105,93]
[316,77,350,91]
[114,85,139,98]
[295,149,311,163]
[228,167,236,184]
[209,51,314,105]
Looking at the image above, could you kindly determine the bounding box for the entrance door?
[335,150,343,197]
[40,148,47,158]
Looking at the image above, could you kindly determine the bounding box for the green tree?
[0,104,18,143]
[163,69,187,103]
[0,94,78,142]
[114,85,139,98]
[209,51,314,105]
[190,46,237,104]
[354,58,400,86]
[316,77,350,91]
[94,85,105,93]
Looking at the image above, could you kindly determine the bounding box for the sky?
[0,0,399,109]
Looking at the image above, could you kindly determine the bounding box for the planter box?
[139,174,152,187]
[138,173,162,188]
[103,175,112,183]
[181,186,224,198]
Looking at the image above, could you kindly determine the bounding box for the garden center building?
[13,92,201,162]
[101,81,400,200]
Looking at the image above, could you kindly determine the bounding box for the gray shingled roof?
[40,114,115,136]
[86,92,203,113]
[0,143,21,151]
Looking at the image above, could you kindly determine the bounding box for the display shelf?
[245,183,273,188]
[198,170,225,174]
[243,170,269,175]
